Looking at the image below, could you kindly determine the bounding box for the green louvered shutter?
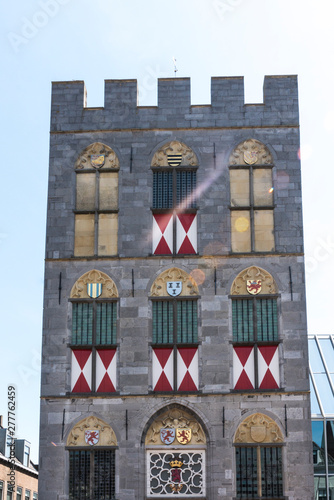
[72,303,93,344]
[152,301,174,343]
[232,300,254,342]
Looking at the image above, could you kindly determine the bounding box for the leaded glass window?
[69,450,115,500]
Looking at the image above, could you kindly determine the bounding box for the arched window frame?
[151,141,199,256]
[229,139,275,253]
[69,270,119,394]
[74,142,119,257]
[234,413,284,499]
[66,416,118,500]
[230,266,281,391]
[144,406,207,497]
[150,268,200,393]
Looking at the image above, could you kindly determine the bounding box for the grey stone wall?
[39,76,314,500]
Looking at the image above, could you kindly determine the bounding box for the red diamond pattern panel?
[176,214,197,254]
[96,349,117,393]
[177,347,198,391]
[233,346,255,390]
[258,345,279,389]
[71,349,92,393]
[152,214,173,255]
[152,348,173,391]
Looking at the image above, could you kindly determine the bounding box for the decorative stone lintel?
[70,269,118,298]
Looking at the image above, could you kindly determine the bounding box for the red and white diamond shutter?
[152,348,173,391]
[96,349,117,393]
[233,346,255,390]
[177,347,199,391]
[71,349,92,393]
[258,345,279,389]
[176,214,197,255]
[152,214,173,255]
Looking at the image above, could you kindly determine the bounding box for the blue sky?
[1,0,333,461]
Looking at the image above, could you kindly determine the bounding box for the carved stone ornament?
[70,270,118,299]
[145,408,206,446]
[234,413,283,444]
[229,139,273,166]
[151,140,198,167]
[231,266,277,295]
[75,142,119,170]
[150,268,199,297]
[67,416,117,447]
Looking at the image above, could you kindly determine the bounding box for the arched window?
[231,266,280,391]
[234,413,284,498]
[229,139,274,253]
[145,406,207,497]
[69,270,118,394]
[150,268,199,392]
[74,142,119,257]
[66,416,117,499]
[151,140,198,256]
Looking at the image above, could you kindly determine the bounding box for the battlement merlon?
[50,75,299,131]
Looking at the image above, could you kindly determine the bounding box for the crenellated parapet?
[50,75,299,132]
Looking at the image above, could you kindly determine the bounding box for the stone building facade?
[39,75,314,499]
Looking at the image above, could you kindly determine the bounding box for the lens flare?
[235,217,249,233]
[190,269,205,285]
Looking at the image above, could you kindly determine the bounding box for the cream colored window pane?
[76,173,96,210]
[74,214,95,256]
[253,169,273,206]
[254,210,275,252]
[98,214,118,255]
[99,172,118,210]
[230,169,250,207]
[231,211,251,252]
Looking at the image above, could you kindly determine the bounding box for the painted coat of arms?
[85,430,100,446]
[160,428,175,445]
[243,150,258,165]
[167,281,182,297]
[176,428,192,445]
[87,283,102,298]
[90,154,105,168]
[247,280,262,295]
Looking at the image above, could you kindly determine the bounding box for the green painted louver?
[72,303,93,344]
[152,301,174,343]
[232,300,254,342]
[96,303,117,345]
[257,299,278,341]
[177,300,197,343]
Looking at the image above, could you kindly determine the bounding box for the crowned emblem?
[244,150,258,165]
[87,283,102,299]
[160,428,175,445]
[90,154,105,168]
[246,280,261,295]
[169,458,184,492]
[176,428,191,445]
[85,430,100,446]
[167,281,182,297]
[167,154,182,167]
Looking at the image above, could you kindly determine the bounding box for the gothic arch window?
[66,416,117,499]
[74,142,119,257]
[234,413,284,498]
[145,406,207,497]
[231,267,280,391]
[229,139,275,253]
[69,270,118,394]
[151,141,198,256]
[150,268,199,392]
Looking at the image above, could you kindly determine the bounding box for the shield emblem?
[167,281,182,297]
[244,150,258,165]
[87,283,102,298]
[250,426,266,443]
[176,428,191,445]
[91,154,105,168]
[85,430,100,445]
[167,154,182,167]
[160,428,175,445]
[247,280,261,295]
